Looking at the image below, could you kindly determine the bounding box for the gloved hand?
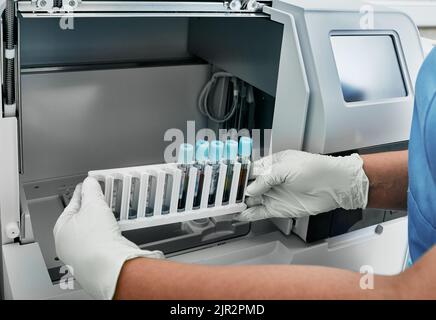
[238,150,369,221]
[53,177,163,300]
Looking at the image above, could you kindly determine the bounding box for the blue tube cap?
[209,140,224,163]
[195,140,209,162]
[238,137,252,158]
[224,140,238,161]
[178,143,194,164]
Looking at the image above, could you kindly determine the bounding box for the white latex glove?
[53,177,163,300]
[238,150,369,221]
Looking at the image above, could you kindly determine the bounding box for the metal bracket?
[35,0,53,10]
[62,0,80,11]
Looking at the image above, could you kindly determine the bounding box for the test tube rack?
[88,161,250,231]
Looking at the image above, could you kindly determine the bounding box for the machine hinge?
[33,0,81,11]
[224,0,265,11]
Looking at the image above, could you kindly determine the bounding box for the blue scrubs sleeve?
[408,48,436,262]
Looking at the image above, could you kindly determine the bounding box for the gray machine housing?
[277,0,423,154]
[272,0,423,241]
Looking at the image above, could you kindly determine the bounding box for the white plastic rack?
[88,161,250,231]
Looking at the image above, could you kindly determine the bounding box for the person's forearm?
[400,246,436,299]
[114,258,398,300]
[114,246,436,300]
[360,150,408,210]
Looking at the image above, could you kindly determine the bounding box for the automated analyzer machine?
[0,0,424,299]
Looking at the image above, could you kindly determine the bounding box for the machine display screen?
[330,35,407,103]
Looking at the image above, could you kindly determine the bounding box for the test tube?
[208,140,224,206]
[111,175,124,221]
[162,173,173,214]
[222,139,238,204]
[177,143,194,211]
[129,175,140,219]
[237,137,252,202]
[193,140,209,209]
[145,174,157,217]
